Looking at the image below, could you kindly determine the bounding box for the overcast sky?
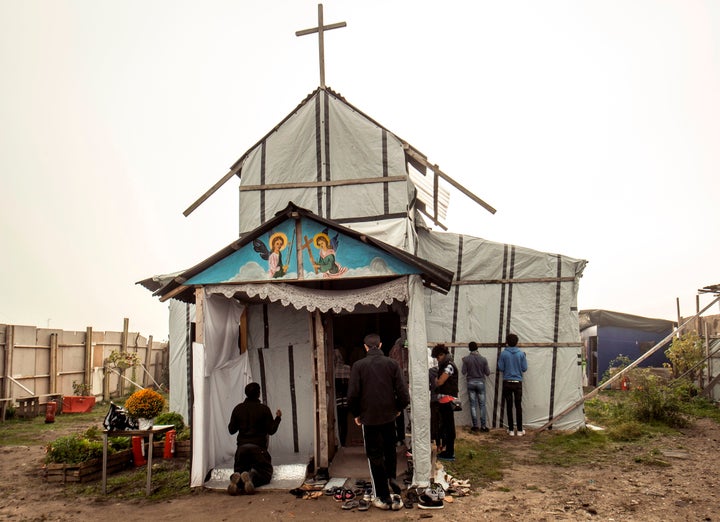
[1,1,719,340]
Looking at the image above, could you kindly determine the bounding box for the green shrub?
[600,354,632,385]
[45,434,105,464]
[155,411,185,432]
[627,371,689,428]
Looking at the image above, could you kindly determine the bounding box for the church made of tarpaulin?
[141,87,588,488]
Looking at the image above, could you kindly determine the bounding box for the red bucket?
[44,401,57,423]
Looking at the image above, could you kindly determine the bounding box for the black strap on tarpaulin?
[382,129,389,215]
[258,304,269,404]
[288,343,300,452]
[450,235,464,344]
[315,94,323,216]
[324,91,332,218]
[491,244,509,428]
[547,255,562,428]
[186,303,194,427]
[260,140,267,224]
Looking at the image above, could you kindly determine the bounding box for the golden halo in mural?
[313,232,331,249]
[268,232,288,251]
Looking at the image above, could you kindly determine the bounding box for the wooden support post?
[120,318,129,397]
[49,333,58,394]
[1,325,14,421]
[103,362,110,403]
[84,327,93,391]
[696,295,701,335]
[195,288,204,345]
[144,335,153,388]
[313,310,329,469]
[676,297,682,337]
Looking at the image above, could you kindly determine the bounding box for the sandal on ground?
[341,499,359,510]
[357,499,370,511]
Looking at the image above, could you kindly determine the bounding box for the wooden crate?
[44,449,133,483]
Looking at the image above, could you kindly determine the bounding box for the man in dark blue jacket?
[348,333,410,511]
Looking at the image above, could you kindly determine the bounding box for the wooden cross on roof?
[296,4,346,88]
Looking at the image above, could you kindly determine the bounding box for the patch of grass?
[0,406,108,445]
[70,460,191,501]
[682,396,720,422]
[532,427,607,466]
[441,436,509,487]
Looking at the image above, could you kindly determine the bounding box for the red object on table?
[132,436,147,466]
[163,430,176,459]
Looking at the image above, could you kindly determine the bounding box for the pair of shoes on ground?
[332,488,355,502]
[437,451,455,461]
[370,494,402,511]
[227,471,255,496]
[418,493,444,509]
[507,429,526,437]
[341,498,370,510]
[471,426,491,433]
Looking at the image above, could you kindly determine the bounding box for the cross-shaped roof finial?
[295,4,346,88]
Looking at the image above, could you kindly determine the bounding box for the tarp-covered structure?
[579,309,675,387]
[142,87,587,488]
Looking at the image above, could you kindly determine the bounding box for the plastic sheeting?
[168,300,192,424]
[417,227,587,431]
[190,292,249,487]
[236,90,415,250]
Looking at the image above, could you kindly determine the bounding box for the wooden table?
[102,425,174,495]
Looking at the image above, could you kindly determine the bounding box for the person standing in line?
[431,343,458,461]
[497,333,528,436]
[462,341,491,433]
[227,382,282,495]
[348,333,410,511]
[334,348,351,446]
[387,337,409,446]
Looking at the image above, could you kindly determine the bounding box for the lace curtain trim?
[204,277,408,313]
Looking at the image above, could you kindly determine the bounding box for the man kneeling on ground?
[227,382,282,495]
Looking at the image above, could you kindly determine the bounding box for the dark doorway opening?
[330,309,401,448]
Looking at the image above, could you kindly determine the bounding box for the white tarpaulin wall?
[169,300,193,424]
[235,89,417,252]
[417,227,587,430]
[184,277,436,487]
[190,293,250,487]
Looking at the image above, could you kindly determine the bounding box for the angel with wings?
[253,232,290,279]
[313,228,348,278]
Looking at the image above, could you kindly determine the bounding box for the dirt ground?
[1,418,719,522]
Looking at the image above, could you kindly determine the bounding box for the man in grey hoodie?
[497,333,528,436]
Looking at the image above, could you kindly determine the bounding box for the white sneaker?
[508,429,515,436]
[371,497,392,510]
[517,430,526,437]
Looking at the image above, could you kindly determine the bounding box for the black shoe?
[470,426,480,433]
[480,426,490,432]
[418,493,444,510]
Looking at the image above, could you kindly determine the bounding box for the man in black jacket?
[348,333,410,511]
[227,382,282,495]
[432,343,458,461]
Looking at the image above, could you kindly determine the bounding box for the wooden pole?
[313,310,329,469]
[120,318,129,396]
[84,327,93,391]
[696,295,701,334]
[195,288,204,345]
[49,333,58,394]
[676,297,682,337]
[1,325,14,421]
[144,335,153,388]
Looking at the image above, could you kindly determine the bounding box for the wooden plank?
[183,167,240,217]
[195,288,205,345]
[144,335,153,387]
[84,327,93,389]
[239,175,406,192]
[49,333,58,393]
[1,326,14,422]
[454,276,577,286]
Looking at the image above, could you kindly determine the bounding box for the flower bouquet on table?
[108,350,141,370]
[124,388,165,430]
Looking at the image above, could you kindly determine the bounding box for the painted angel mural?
[312,228,348,278]
[253,232,291,279]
